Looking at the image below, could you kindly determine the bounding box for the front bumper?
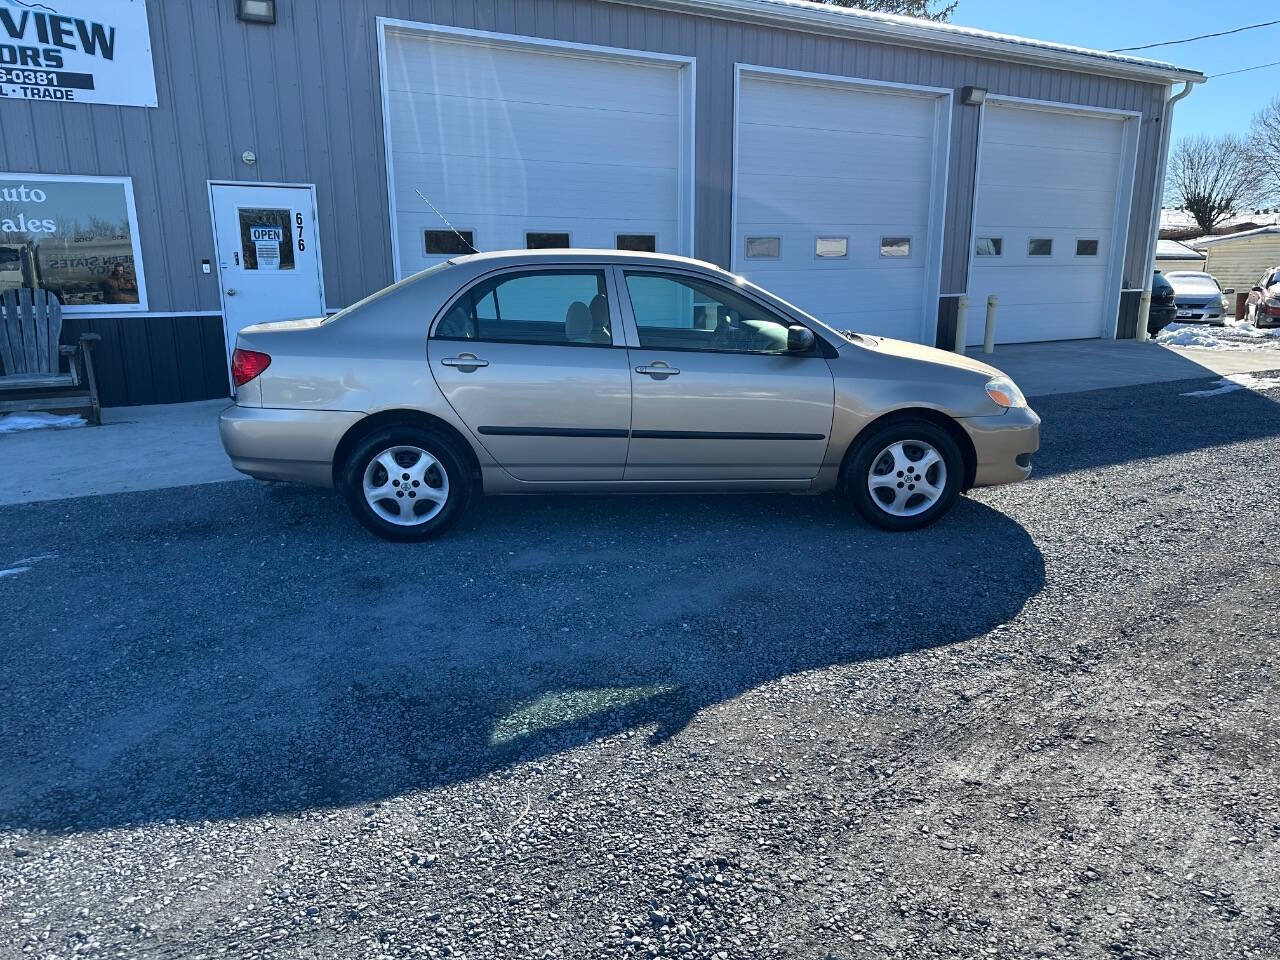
[219,404,363,487]
[959,406,1041,488]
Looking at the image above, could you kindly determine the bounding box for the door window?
[238,208,296,271]
[435,269,611,345]
[623,272,801,355]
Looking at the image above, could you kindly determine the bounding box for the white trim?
[963,96,1142,342]
[0,172,149,314]
[376,18,697,280]
[603,0,1204,84]
[71,310,222,319]
[730,63,952,345]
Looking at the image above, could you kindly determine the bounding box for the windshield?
[1165,272,1221,295]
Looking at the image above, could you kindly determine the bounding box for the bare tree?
[1249,97,1280,206]
[801,0,958,21]
[1166,134,1261,235]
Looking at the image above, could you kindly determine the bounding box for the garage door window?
[880,237,911,258]
[1028,239,1053,257]
[435,269,611,346]
[624,271,799,355]
[815,237,848,259]
[745,236,780,259]
[424,229,475,256]
[617,234,657,253]
[526,232,571,250]
[1075,239,1099,257]
[975,237,1003,257]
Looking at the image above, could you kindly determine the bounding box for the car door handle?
[635,363,680,378]
[441,355,488,370]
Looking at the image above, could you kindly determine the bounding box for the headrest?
[565,301,592,341]
[589,294,609,331]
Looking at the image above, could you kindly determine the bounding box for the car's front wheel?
[845,419,963,531]
[340,426,472,541]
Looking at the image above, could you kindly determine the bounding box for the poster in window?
[0,174,145,309]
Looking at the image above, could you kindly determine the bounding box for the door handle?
[635,363,680,378]
[441,355,489,370]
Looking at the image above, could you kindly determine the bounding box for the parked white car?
[1163,272,1226,325]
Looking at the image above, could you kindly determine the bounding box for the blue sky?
[949,0,1278,141]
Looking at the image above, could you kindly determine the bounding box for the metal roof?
[1190,226,1280,247]
[614,0,1205,84]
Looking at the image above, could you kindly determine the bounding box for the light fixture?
[237,0,276,25]
[961,86,987,106]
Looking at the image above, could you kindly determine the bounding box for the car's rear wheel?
[341,426,472,541]
[845,419,963,531]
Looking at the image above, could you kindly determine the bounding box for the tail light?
[231,348,271,387]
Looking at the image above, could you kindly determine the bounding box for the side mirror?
[787,325,816,353]
[1223,288,1235,295]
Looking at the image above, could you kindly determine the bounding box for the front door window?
[622,271,797,354]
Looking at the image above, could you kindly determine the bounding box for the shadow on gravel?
[0,484,1043,832]
[1029,372,1280,478]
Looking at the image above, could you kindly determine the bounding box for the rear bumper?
[218,404,363,487]
[959,406,1041,488]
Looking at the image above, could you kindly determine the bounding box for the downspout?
[1137,80,1196,341]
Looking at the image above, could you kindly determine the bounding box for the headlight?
[985,375,1026,409]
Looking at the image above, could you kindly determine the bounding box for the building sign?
[0,173,148,312]
[0,0,157,107]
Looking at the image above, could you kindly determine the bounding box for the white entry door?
[209,182,325,358]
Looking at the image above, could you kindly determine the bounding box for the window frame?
[974,237,1003,258]
[1027,238,1054,257]
[744,236,782,260]
[616,233,658,253]
[615,265,835,358]
[430,264,621,349]
[0,171,148,313]
[879,236,913,259]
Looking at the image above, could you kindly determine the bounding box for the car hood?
[850,333,1004,379]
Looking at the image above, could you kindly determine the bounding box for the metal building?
[0,0,1202,406]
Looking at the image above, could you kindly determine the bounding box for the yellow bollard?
[1136,291,1151,343]
[983,294,998,354]
[953,295,969,354]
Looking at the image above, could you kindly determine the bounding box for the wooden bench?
[0,288,102,425]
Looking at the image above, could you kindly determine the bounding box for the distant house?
[1154,239,1206,274]
[1189,227,1280,297]
[1160,208,1280,240]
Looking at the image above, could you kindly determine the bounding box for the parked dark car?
[1245,267,1280,328]
[1148,271,1177,335]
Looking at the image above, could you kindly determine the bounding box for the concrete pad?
[969,339,1280,397]
[0,399,245,506]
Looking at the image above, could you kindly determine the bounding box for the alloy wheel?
[866,439,947,518]
[362,445,450,526]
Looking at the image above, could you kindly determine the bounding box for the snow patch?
[1181,374,1280,397]
[0,566,31,579]
[0,412,87,434]
[1156,318,1280,352]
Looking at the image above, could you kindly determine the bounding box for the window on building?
[0,174,146,311]
[880,237,911,258]
[815,237,848,258]
[623,271,806,355]
[617,234,657,253]
[424,229,475,256]
[434,269,611,346]
[745,236,780,259]
[239,209,296,271]
[1075,238,1099,257]
[1028,238,1053,256]
[526,232,571,249]
[975,237,1003,257]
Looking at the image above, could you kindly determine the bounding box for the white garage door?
[381,26,692,277]
[968,101,1132,344]
[734,71,947,342]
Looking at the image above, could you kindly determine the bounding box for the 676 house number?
[296,212,306,252]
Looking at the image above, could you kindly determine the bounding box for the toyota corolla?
[219,251,1039,541]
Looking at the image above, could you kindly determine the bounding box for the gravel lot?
[2,373,1278,959]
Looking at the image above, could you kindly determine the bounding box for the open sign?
[249,225,283,242]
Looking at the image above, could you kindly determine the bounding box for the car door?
[428,266,631,481]
[616,267,835,481]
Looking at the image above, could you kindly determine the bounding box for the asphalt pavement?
[1,372,1278,959]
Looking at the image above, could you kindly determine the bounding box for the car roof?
[446,248,729,273]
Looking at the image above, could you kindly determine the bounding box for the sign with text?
[0,0,157,107]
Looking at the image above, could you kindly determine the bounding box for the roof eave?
[609,0,1205,85]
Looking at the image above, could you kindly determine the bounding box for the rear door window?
[435,269,612,346]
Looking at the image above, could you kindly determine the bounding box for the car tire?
[340,426,473,541]
[844,419,963,532]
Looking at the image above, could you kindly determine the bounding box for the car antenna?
[414,187,481,254]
